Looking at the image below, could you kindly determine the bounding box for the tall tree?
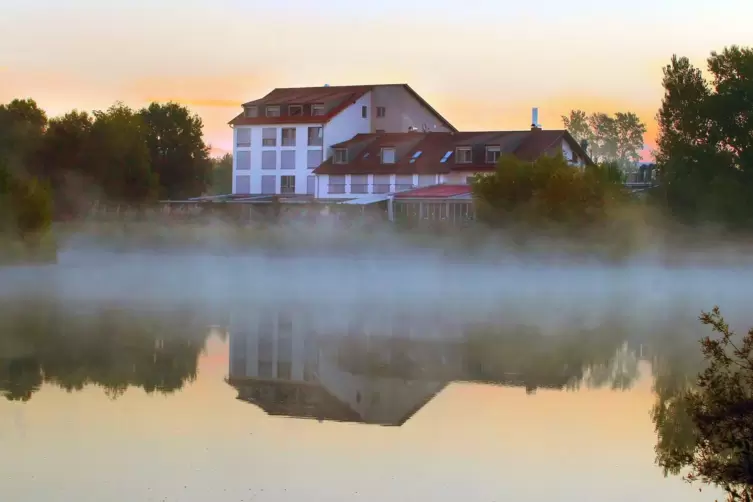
[79,103,157,204]
[210,153,233,195]
[139,102,211,200]
[656,46,753,225]
[563,110,646,168]
[0,98,47,173]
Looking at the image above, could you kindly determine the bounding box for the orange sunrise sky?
[2,0,752,159]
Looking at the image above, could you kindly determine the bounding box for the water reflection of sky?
[2,255,749,501]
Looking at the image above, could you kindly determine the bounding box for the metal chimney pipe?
[531,107,539,128]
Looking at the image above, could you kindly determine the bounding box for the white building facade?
[229,84,456,197]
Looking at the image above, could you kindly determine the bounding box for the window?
[244,106,257,118]
[261,150,276,169]
[288,105,303,117]
[373,174,390,193]
[485,146,501,164]
[261,175,276,194]
[376,106,386,118]
[307,126,323,146]
[236,150,251,170]
[281,128,296,147]
[266,106,280,117]
[440,150,452,163]
[306,175,316,195]
[333,149,347,164]
[409,151,422,164]
[395,174,413,191]
[328,175,346,194]
[262,128,276,146]
[455,147,472,164]
[418,174,435,187]
[361,105,367,118]
[307,149,322,169]
[311,104,324,116]
[281,175,295,194]
[235,175,251,194]
[351,174,368,194]
[281,150,295,170]
[236,128,251,147]
[381,147,396,164]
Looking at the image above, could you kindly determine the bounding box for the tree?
[471,153,626,230]
[139,102,211,200]
[210,153,233,195]
[562,109,646,169]
[654,307,753,501]
[656,46,753,226]
[79,103,158,204]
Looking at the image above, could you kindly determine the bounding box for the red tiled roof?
[314,129,592,175]
[228,84,456,131]
[393,184,472,199]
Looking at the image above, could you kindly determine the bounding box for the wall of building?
[370,85,453,133]
[232,123,324,196]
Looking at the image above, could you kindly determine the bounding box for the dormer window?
[485,146,501,164]
[311,104,324,116]
[455,147,472,164]
[266,106,280,117]
[289,105,303,117]
[333,149,348,164]
[381,147,396,164]
[244,106,258,118]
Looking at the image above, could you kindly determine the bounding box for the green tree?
[210,153,233,195]
[140,102,211,200]
[653,307,753,501]
[79,103,158,204]
[471,153,625,230]
[563,110,646,168]
[0,98,47,171]
[656,46,753,226]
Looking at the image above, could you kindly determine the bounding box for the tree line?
[0,98,235,237]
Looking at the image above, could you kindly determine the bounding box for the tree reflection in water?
[0,297,212,402]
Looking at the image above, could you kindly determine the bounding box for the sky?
[2,0,752,158]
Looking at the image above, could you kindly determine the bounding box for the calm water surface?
[2,251,751,501]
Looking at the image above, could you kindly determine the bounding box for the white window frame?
[244,106,258,118]
[266,106,280,117]
[311,104,324,116]
[376,106,386,118]
[307,126,323,146]
[485,146,501,164]
[280,175,296,194]
[455,147,472,164]
[381,147,396,164]
[333,149,348,164]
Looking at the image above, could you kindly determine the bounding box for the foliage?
[0,98,214,221]
[209,153,233,195]
[140,102,212,200]
[0,157,53,237]
[471,153,627,230]
[653,307,753,501]
[562,109,647,169]
[656,46,753,227]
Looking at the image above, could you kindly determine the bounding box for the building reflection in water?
[226,305,620,426]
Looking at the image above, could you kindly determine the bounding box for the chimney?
[531,107,540,130]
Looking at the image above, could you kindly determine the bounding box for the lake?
[2,249,750,501]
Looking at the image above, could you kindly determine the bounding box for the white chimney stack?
[531,107,540,129]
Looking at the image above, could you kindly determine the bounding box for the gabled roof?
[228,84,456,131]
[314,129,593,175]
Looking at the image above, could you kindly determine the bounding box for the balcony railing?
[328,184,346,194]
[281,186,296,195]
[350,184,368,194]
[236,141,251,147]
[373,184,391,194]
